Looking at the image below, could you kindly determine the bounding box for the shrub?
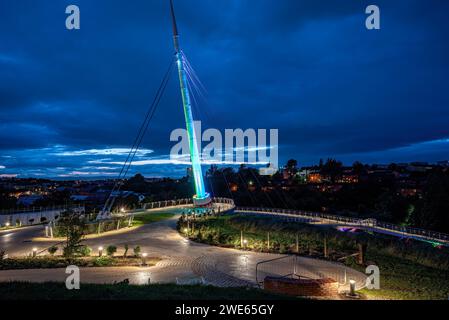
[93,256,113,267]
[106,245,117,257]
[48,246,58,256]
[133,246,141,257]
[78,246,92,257]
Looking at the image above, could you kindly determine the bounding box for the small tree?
[133,245,141,257]
[106,245,117,257]
[48,246,58,256]
[58,209,86,258]
[79,245,92,257]
[0,248,6,260]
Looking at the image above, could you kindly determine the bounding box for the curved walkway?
[0,208,366,291]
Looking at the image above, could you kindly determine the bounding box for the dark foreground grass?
[133,212,176,226]
[0,282,292,300]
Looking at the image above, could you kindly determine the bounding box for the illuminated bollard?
[98,246,103,257]
[141,253,148,266]
[349,279,356,296]
[32,248,37,258]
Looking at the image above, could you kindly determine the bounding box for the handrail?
[142,197,235,210]
[236,207,449,244]
[255,255,297,288]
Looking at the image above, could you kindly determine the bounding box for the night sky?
[1,0,449,179]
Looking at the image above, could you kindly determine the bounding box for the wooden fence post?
[296,233,299,254]
[358,243,367,265]
[267,232,270,251]
[324,237,328,258]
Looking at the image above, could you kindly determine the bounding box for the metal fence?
[142,197,235,211]
[255,255,299,288]
[236,207,449,244]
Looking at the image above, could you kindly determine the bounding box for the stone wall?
[264,276,339,297]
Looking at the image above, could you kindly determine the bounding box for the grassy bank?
[52,211,175,237]
[179,214,449,300]
[0,282,291,300]
[132,212,175,226]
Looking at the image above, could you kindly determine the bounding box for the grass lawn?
[354,253,449,300]
[0,282,292,300]
[132,212,176,226]
[181,214,449,300]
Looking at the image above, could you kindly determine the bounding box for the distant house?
[308,173,323,184]
[399,188,421,197]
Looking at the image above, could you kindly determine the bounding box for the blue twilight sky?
[1,0,449,179]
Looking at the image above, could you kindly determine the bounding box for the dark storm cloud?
[1,0,449,177]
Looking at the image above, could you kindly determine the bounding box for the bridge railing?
[236,207,449,244]
[375,221,449,243]
[142,197,235,211]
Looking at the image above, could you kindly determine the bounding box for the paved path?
[0,209,366,291]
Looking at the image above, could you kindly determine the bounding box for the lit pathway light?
[349,279,357,297]
[98,246,103,257]
[142,253,148,266]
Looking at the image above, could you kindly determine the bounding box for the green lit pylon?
[170,0,211,206]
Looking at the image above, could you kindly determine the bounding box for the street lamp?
[98,246,103,257]
[142,253,148,266]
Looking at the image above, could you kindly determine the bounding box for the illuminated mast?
[169,0,211,206]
